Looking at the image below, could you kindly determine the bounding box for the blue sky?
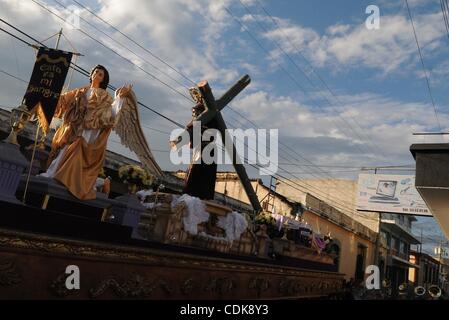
[0,0,448,252]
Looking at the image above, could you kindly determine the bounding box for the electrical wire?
[236,0,384,159]
[62,0,381,200]
[0,15,396,219]
[252,0,390,160]
[67,0,395,202]
[405,0,443,131]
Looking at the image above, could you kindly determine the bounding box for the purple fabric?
[313,235,326,250]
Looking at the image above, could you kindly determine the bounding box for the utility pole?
[438,240,443,288]
[373,167,382,267]
[419,228,423,281]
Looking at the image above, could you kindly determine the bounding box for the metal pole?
[373,167,380,266]
[55,28,62,50]
[22,124,40,203]
[23,29,63,204]
[438,240,443,288]
[375,212,382,266]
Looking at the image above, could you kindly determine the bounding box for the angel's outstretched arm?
[112,84,133,118]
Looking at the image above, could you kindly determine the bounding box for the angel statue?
[41,64,163,200]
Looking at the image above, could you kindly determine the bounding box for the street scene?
[0,0,449,310]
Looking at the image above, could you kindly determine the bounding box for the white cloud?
[260,11,446,75]
[233,89,449,168]
[1,0,448,176]
[96,0,240,84]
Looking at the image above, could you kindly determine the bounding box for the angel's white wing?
[114,90,164,177]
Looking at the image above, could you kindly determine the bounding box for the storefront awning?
[390,255,420,268]
[381,219,421,244]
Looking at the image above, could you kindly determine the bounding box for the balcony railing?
[388,248,408,261]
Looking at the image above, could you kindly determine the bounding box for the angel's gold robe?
[45,86,118,200]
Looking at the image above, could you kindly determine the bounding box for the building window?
[391,236,399,252]
[386,232,391,248]
[380,231,387,246]
[355,244,367,282]
[399,241,405,254]
[403,243,409,256]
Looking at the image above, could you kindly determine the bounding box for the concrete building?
[379,213,420,293]
[209,173,377,281]
[275,177,422,291]
[435,256,449,294]
[276,178,379,232]
[409,251,439,289]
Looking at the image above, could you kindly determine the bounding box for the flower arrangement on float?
[118,164,154,194]
[255,211,284,239]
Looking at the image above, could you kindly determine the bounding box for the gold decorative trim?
[204,277,236,295]
[89,274,174,299]
[180,278,196,295]
[0,260,22,286]
[249,277,270,298]
[50,272,77,297]
[36,54,70,67]
[0,228,344,281]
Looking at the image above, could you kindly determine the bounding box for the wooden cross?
[193,75,262,213]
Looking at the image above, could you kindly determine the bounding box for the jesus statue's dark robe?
[182,104,219,200]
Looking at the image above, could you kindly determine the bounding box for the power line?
[278,163,415,169]
[0,3,406,190]
[0,22,384,217]
[221,108,365,205]
[0,17,387,216]
[440,0,449,40]
[52,0,190,93]
[67,0,379,196]
[236,0,384,159]
[288,170,362,175]
[29,0,193,103]
[405,0,442,131]
[221,5,394,192]
[252,0,390,160]
[71,0,196,86]
[1,17,186,129]
[218,6,393,205]
[0,68,376,220]
[0,68,28,84]
[223,5,372,157]
[213,6,400,205]
[73,0,399,204]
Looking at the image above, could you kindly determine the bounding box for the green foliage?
[255,211,284,239]
[118,164,154,188]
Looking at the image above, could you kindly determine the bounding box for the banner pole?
[22,28,64,204]
[22,123,40,203]
[55,28,62,50]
